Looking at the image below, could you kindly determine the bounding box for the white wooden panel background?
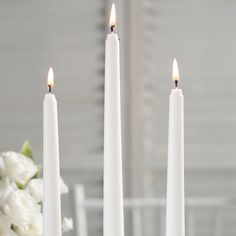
[127,0,236,235]
[0,0,236,236]
[0,1,108,236]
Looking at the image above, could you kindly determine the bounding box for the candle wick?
[111,25,115,32]
[174,80,178,88]
[48,85,52,93]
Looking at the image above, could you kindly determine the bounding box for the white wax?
[103,32,124,236]
[166,88,185,236]
[43,93,62,236]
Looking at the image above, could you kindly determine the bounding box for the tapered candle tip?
[47,67,54,92]
[109,3,116,32]
[172,58,180,86]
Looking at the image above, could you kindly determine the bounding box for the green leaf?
[20,140,33,159]
[16,182,25,189]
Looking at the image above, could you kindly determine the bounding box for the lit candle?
[166,59,185,236]
[43,67,62,236]
[103,3,124,236]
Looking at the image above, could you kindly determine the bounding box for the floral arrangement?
[0,141,73,236]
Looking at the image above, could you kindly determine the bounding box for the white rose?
[0,178,16,206]
[0,212,18,236]
[60,177,69,194]
[14,213,42,236]
[27,179,43,203]
[4,189,41,226]
[0,152,38,186]
[62,217,73,233]
[0,156,4,176]
[27,177,69,203]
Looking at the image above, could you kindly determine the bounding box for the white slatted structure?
[73,184,236,236]
[0,0,107,170]
[128,0,236,173]
[126,0,236,183]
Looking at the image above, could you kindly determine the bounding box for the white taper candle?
[166,59,185,236]
[43,67,62,236]
[103,3,124,236]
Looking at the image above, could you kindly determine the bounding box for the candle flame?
[172,58,180,82]
[47,67,54,88]
[109,3,116,29]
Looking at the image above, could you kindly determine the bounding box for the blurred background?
[0,0,236,235]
